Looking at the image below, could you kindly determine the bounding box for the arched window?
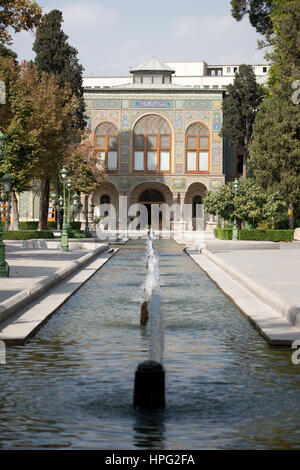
[133,114,171,173]
[94,122,119,172]
[186,123,210,173]
[100,194,111,205]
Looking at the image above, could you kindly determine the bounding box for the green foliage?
[267,1,300,87]
[221,64,264,177]
[238,229,294,241]
[214,227,294,241]
[19,221,38,230]
[0,0,42,45]
[249,82,300,212]
[3,230,54,240]
[230,0,274,37]
[33,9,86,130]
[214,227,233,240]
[0,44,18,61]
[205,180,286,228]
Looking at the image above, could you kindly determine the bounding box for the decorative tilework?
[171,178,187,191]
[94,110,120,128]
[212,143,222,163]
[213,100,222,110]
[175,164,184,174]
[121,111,130,130]
[175,113,184,132]
[84,99,93,109]
[93,99,121,109]
[185,111,210,125]
[120,163,129,173]
[132,99,174,108]
[122,99,130,108]
[120,144,130,162]
[175,99,184,109]
[175,145,184,163]
[175,133,185,143]
[118,177,131,190]
[210,179,223,190]
[185,100,212,110]
[212,111,222,131]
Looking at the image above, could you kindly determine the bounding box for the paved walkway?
[187,243,300,345]
[1,242,98,303]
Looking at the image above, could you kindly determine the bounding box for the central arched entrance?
[138,189,165,226]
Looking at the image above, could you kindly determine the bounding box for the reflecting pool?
[0,239,299,449]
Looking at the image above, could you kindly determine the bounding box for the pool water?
[0,239,299,449]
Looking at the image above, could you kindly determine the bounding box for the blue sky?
[10,0,267,76]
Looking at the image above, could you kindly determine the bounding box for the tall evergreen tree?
[33,9,86,130]
[249,1,300,228]
[221,64,264,179]
[32,9,86,229]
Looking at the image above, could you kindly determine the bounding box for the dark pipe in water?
[133,360,165,410]
[140,301,149,326]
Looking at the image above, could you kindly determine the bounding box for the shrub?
[238,229,294,242]
[214,228,294,242]
[19,221,38,230]
[3,230,55,240]
[214,227,233,240]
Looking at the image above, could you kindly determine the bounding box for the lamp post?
[50,183,81,251]
[84,196,95,237]
[0,171,14,277]
[232,178,239,241]
[57,167,69,251]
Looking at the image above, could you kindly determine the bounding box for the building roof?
[109,82,191,90]
[130,57,175,74]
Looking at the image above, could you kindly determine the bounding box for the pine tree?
[221,64,264,179]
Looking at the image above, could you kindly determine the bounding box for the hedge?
[214,227,233,240]
[214,228,294,242]
[3,230,55,240]
[238,229,294,242]
[20,221,82,230]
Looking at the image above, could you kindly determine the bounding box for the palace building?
[18,57,269,231]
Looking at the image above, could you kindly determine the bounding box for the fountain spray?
[134,229,166,410]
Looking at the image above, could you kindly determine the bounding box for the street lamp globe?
[0,171,14,193]
[67,177,72,189]
[58,196,64,207]
[72,192,80,208]
[60,167,68,180]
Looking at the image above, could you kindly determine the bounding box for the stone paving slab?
[0,242,108,325]
[0,248,118,346]
[186,248,300,345]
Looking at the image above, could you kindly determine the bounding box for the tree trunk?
[288,202,295,229]
[243,149,248,180]
[38,178,50,231]
[10,190,19,231]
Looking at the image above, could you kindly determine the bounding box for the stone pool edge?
[0,247,119,346]
[186,250,300,346]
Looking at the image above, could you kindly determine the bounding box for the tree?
[204,179,286,228]
[0,59,83,230]
[249,1,300,228]
[249,83,300,228]
[221,64,264,179]
[0,44,18,61]
[33,9,85,130]
[266,1,300,87]
[0,0,42,45]
[231,0,274,38]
